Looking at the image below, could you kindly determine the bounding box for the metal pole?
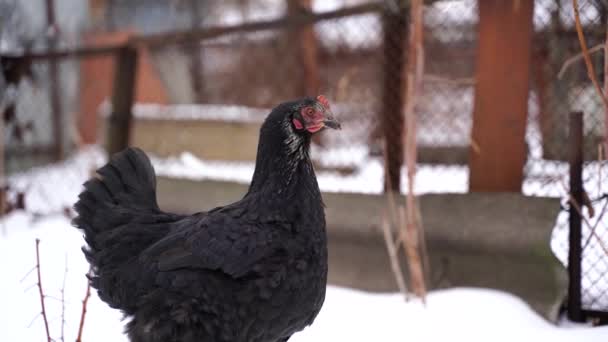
[568,111,584,322]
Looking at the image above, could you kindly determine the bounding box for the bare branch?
[560,177,608,257]
[20,266,37,283]
[380,136,409,299]
[27,313,42,328]
[35,239,52,342]
[23,283,38,293]
[380,209,409,299]
[61,255,67,342]
[571,0,608,110]
[558,44,604,79]
[401,0,428,303]
[76,271,92,342]
[568,193,608,256]
[581,197,608,252]
[43,295,64,302]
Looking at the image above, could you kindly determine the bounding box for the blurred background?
[1,0,608,336]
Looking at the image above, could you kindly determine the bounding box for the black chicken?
[73,96,340,342]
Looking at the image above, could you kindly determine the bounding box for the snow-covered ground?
[2,147,608,340]
[1,210,608,342]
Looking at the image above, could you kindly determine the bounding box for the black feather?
[73,99,328,342]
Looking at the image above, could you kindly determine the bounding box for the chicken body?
[73,98,338,341]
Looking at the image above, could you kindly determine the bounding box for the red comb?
[316,95,330,109]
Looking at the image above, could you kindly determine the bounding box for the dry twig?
[60,255,67,342]
[35,239,52,342]
[571,0,608,110]
[401,0,428,302]
[581,198,608,252]
[560,179,608,256]
[380,140,409,298]
[20,266,37,283]
[76,270,92,342]
[567,193,608,256]
[380,209,408,298]
[558,44,604,79]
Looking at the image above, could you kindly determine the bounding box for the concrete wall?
[155,177,565,321]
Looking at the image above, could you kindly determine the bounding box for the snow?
[6,146,105,216]
[2,143,607,340]
[149,149,470,195]
[2,211,608,342]
[100,101,270,123]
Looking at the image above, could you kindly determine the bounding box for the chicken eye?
[305,107,314,116]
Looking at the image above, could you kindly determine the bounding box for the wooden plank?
[469,0,534,192]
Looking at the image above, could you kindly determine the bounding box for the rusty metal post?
[106,47,138,156]
[380,2,408,192]
[568,111,584,322]
[46,0,63,160]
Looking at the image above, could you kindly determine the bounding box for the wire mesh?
[533,0,608,315]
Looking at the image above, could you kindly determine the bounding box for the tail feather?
[73,147,181,312]
[74,148,159,237]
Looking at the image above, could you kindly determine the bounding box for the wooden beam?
[0,3,381,63]
[135,3,381,48]
[469,0,534,192]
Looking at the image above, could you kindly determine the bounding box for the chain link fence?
[532,0,608,319]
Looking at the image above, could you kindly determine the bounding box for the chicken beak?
[323,110,341,130]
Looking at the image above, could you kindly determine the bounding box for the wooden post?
[287,0,321,145]
[106,47,138,155]
[469,0,534,192]
[46,0,63,160]
[287,0,320,97]
[287,0,319,96]
[568,111,584,322]
[189,0,205,103]
[380,2,408,192]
